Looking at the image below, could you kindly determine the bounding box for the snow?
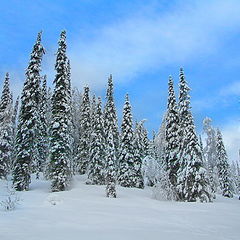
[1,175,240,240]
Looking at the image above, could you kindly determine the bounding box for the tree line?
[0,31,239,202]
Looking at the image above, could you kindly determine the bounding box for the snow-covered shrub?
[0,182,20,211]
[141,156,160,187]
[152,168,176,201]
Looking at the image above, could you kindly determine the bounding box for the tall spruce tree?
[13,32,45,190]
[0,73,14,179]
[118,94,135,187]
[77,86,91,174]
[87,97,105,185]
[165,76,179,188]
[104,75,119,161]
[216,129,233,198]
[177,68,212,202]
[105,126,117,198]
[49,31,72,192]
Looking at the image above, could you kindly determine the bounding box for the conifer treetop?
[0,73,12,112]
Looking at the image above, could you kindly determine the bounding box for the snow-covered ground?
[0,175,239,240]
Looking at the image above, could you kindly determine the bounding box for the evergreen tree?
[0,73,14,179]
[90,95,97,128]
[49,31,72,192]
[37,75,48,177]
[11,96,19,170]
[77,86,91,174]
[165,76,179,188]
[216,129,233,198]
[13,32,45,190]
[71,87,82,174]
[132,121,144,188]
[118,94,135,187]
[87,97,105,185]
[177,68,212,202]
[236,160,240,194]
[155,115,166,164]
[12,96,19,138]
[105,127,117,198]
[104,75,119,161]
[66,60,74,174]
[203,117,218,194]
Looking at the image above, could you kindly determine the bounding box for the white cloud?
[68,0,240,90]
[220,81,240,97]
[221,122,240,163]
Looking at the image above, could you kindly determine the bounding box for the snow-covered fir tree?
[90,95,97,129]
[132,121,144,188]
[0,73,14,179]
[149,130,159,161]
[155,114,166,164]
[37,75,48,178]
[164,76,179,188]
[118,94,136,187]
[105,126,117,198]
[152,165,176,201]
[11,96,19,170]
[71,87,82,174]
[203,117,218,194]
[236,159,240,194]
[177,68,212,202]
[12,96,19,138]
[142,155,160,187]
[77,86,91,174]
[230,161,239,194]
[87,97,105,185]
[66,60,74,174]
[13,32,45,190]
[104,74,119,161]
[49,31,72,192]
[216,129,233,198]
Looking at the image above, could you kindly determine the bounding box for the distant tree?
[71,87,82,174]
[11,96,19,169]
[216,129,233,198]
[132,121,144,188]
[0,73,14,179]
[77,86,91,174]
[155,114,166,164]
[177,68,212,202]
[105,127,117,198]
[37,75,48,177]
[13,32,45,190]
[203,117,218,195]
[236,159,240,194]
[87,97,105,185]
[118,94,135,187]
[49,31,72,192]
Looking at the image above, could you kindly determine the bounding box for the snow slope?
[0,175,239,240]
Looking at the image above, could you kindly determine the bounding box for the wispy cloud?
[221,121,240,163]
[67,0,240,90]
[220,81,240,97]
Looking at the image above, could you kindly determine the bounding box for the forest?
[0,31,239,208]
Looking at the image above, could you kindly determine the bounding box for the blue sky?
[0,0,239,161]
